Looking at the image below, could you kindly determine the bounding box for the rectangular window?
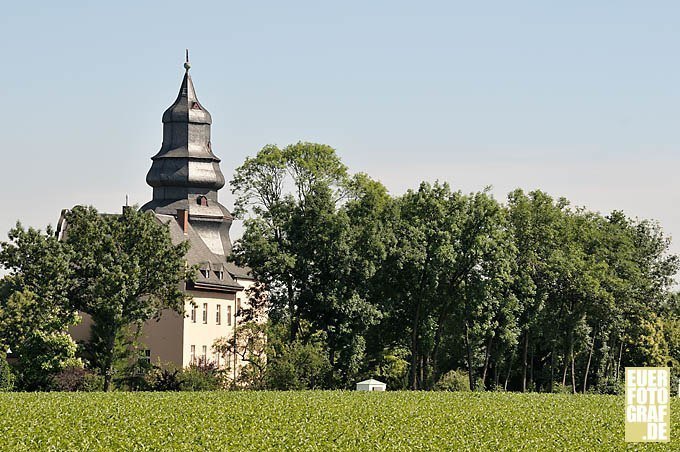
[216,304,221,325]
[227,305,232,326]
[190,345,196,364]
[141,349,151,364]
[214,352,220,367]
[191,304,197,323]
[202,303,208,324]
[202,345,207,363]
[216,271,224,280]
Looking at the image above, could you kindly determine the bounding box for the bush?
[179,362,224,391]
[265,341,331,390]
[594,379,624,395]
[551,383,574,394]
[0,355,14,392]
[434,370,471,392]
[50,365,103,392]
[144,366,182,391]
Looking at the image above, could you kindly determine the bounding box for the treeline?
[230,142,680,393]
[0,141,678,393]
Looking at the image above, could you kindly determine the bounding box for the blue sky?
[1,1,680,256]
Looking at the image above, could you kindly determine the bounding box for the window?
[140,349,151,364]
[191,305,197,323]
[216,270,224,280]
[201,269,210,278]
[202,303,208,323]
[202,345,207,363]
[190,345,196,364]
[227,305,232,326]
[216,304,221,325]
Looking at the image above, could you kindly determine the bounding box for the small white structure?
[356,378,386,391]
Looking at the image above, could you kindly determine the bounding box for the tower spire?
[143,55,227,218]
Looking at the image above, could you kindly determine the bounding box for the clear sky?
[2,1,680,257]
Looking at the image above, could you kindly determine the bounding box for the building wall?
[139,308,184,366]
[182,289,238,368]
[67,281,257,377]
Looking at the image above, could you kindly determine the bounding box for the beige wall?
[139,309,184,366]
[67,279,258,378]
[182,289,237,368]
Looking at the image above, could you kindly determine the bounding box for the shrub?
[551,383,574,394]
[50,365,103,392]
[179,361,224,391]
[434,370,471,392]
[0,355,14,392]
[265,341,331,390]
[145,366,182,391]
[594,379,624,395]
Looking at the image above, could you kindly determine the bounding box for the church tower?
[66,54,254,374]
[141,53,234,258]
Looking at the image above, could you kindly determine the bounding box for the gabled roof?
[357,379,386,385]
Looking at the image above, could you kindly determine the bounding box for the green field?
[0,392,677,451]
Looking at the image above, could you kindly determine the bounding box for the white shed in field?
[356,378,386,391]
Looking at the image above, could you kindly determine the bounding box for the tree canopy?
[231,142,680,392]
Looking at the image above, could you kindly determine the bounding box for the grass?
[0,391,678,451]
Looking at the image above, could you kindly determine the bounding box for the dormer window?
[191,102,202,110]
[197,195,208,207]
[199,263,211,278]
[213,263,225,281]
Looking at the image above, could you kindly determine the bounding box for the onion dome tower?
[141,53,234,257]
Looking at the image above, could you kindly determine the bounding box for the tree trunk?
[615,340,623,381]
[103,327,117,392]
[504,353,514,391]
[493,361,499,389]
[549,342,556,393]
[409,300,422,390]
[481,335,493,389]
[582,325,597,394]
[570,350,577,395]
[287,279,298,341]
[465,321,474,391]
[431,309,450,386]
[522,330,529,392]
[529,347,534,391]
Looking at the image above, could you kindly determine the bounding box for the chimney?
[177,209,189,234]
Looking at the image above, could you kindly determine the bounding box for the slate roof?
[155,213,249,292]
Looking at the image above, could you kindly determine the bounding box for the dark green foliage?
[143,365,183,391]
[232,143,680,393]
[265,340,332,390]
[434,370,471,392]
[49,366,103,392]
[231,142,389,386]
[63,206,191,391]
[179,362,224,391]
[0,225,80,390]
[0,355,14,392]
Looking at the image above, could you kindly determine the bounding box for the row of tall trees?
[231,142,680,392]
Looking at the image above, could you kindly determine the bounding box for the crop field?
[0,391,677,451]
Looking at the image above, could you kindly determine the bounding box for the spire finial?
[184,49,191,71]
